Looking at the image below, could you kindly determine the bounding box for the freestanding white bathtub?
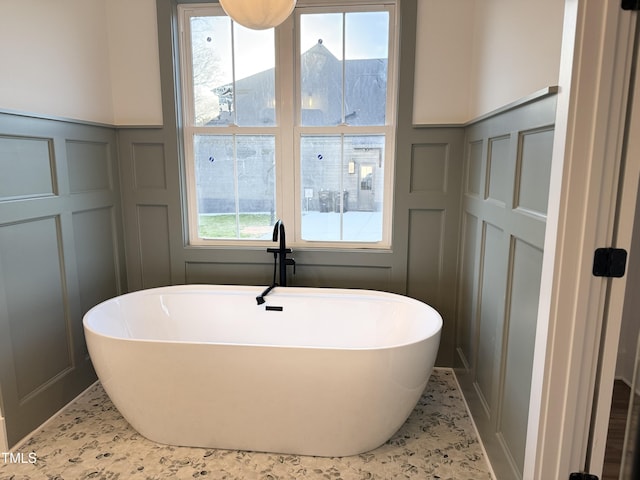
[83,285,442,457]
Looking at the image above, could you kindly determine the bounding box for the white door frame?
[524,1,638,479]
[588,12,640,477]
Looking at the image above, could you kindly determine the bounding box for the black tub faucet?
[256,220,296,305]
[268,220,295,287]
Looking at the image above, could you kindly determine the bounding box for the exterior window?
[179,3,396,247]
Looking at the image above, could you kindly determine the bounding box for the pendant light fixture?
[219,0,297,30]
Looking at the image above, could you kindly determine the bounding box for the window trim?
[177,2,398,249]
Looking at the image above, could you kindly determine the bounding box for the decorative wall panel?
[185,262,273,286]
[67,140,111,193]
[516,128,554,216]
[475,222,505,417]
[466,140,483,196]
[0,216,71,401]
[186,261,392,291]
[457,212,479,369]
[72,207,119,315]
[498,237,543,471]
[410,143,448,193]
[487,136,510,204]
[406,209,444,304]
[295,264,391,290]
[0,136,55,200]
[133,143,167,190]
[137,205,171,288]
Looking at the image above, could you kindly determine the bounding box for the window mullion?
[341,12,346,125]
[230,22,237,125]
[340,134,345,240]
[232,135,240,237]
[276,15,297,243]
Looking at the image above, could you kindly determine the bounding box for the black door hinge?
[569,473,599,480]
[593,248,628,278]
[622,0,640,11]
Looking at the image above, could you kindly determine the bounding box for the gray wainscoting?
[455,93,557,480]
[0,112,126,447]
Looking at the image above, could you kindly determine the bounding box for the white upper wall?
[0,0,161,126]
[0,0,114,123]
[413,0,565,124]
[106,0,162,125]
[0,0,562,126]
[413,0,475,125]
[468,0,565,119]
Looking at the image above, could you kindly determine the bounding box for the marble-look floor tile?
[0,368,493,480]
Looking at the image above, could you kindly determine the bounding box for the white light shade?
[219,0,297,30]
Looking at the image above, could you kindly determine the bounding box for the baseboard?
[0,415,7,452]
[8,380,99,452]
[451,370,497,480]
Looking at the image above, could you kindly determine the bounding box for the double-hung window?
[178,2,396,248]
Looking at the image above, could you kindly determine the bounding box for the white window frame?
[177,1,397,249]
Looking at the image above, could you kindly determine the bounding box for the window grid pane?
[300,135,384,242]
[344,11,389,126]
[233,24,276,126]
[300,13,343,126]
[190,15,233,126]
[194,135,276,240]
[190,15,275,127]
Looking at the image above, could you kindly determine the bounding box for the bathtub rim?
[83,284,443,352]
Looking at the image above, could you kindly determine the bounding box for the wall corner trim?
[464,86,559,127]
[411,86,560,129]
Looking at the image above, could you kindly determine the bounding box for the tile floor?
[0,368,494,480]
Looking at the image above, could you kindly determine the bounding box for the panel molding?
[72,206,122,315]
[474,221,508,421]
[456,211,480,371]
[466,139,484,197]
[136,204,172,289]
[0,135,57,202]
[0,215,72,403]
[132,142,167,190]
[406,208,446,319]
[486,135,511,205]
[0,110,125,448]
[514,126,555,218]
[66,139,112,193]
[455,93,557,480]
[410,143,449,193]
[496,236,544,473]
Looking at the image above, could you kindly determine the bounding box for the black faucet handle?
[286,257,296,274]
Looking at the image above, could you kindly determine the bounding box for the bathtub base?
[89,335,439,457]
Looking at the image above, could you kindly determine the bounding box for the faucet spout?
[256,283,276,305]
[279,222,287,254]
[272,219,281,242]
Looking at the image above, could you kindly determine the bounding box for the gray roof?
[208,41,387,126]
